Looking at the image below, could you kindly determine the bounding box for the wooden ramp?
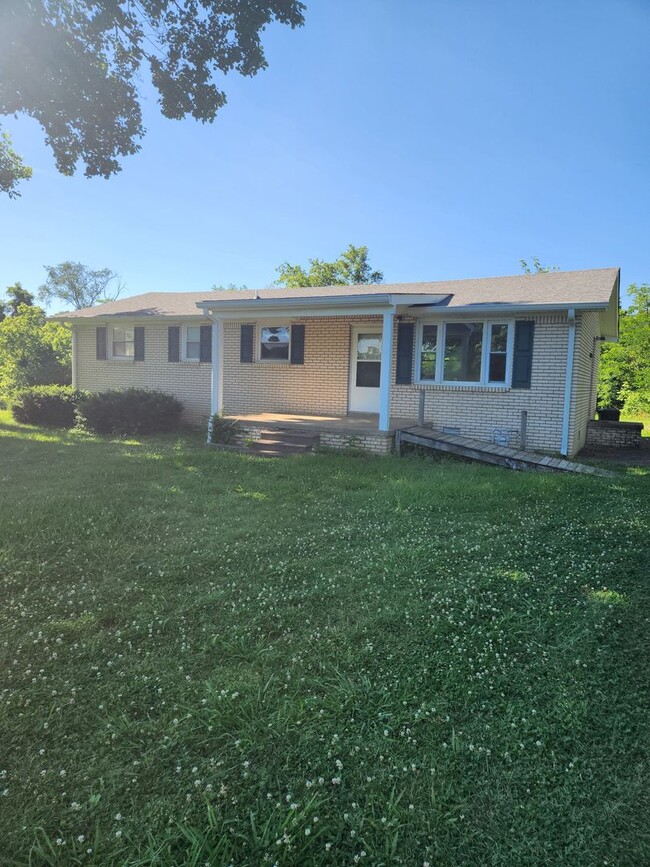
[395,426,612,477]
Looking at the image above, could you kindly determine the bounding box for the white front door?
[349,327,382,413]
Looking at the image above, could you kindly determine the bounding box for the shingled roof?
[54,268,620,318]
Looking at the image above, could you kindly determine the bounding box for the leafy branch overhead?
[0,0,306,196]
[276,245,384,287]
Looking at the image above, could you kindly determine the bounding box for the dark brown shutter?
[290,324,305,365]
[512,321,534,389]
[395,322,414,384]
[134,326,145,361]
[96,326,107,360]
[199,325,212,362]
[168,326,180,362]
[240,324,254,363]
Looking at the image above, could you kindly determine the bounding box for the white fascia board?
[53,314,205,324]
[201,301,397,321]
[403,301,610,317]
[196,293,393,312]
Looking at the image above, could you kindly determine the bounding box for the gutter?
[560,308,577,456]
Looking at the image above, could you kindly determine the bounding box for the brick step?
[249,439,313,452]
[257,430,320,446]
[250,445,314,458]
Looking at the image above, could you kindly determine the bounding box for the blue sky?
[1,0,648,311]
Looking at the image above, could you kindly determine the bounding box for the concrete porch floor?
[225,412,418,434]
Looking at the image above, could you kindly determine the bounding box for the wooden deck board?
[398,427,613,477]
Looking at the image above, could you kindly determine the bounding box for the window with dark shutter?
[199,325,212,362]
[168,326,180,362]
[240,324,254,363]
[512,321,534,389]
[395,322,414,384]
[96,326,107,360]
[134,327,145,361]
[290,324,305,365]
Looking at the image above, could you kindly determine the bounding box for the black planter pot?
[597,408,621,422]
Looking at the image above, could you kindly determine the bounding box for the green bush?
[11,385,83,427]
[76,388,183,435]
[208,413,240,444]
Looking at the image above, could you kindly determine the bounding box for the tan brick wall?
[390,314,570,454]
[74,311,601,455]
[586,420,643,449]
[568,311,601,455]
[74,321,211,424]
[222,317,379,416]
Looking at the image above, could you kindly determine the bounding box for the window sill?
[412,382,511,392]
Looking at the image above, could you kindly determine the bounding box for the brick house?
[55,268,620,457]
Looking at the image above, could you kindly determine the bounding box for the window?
[443,322,483,382]
[260,325,290,361]
[355,332,382,387]
[112,327,134,358]
[185,326,201,360]
[419,324,438,381]
[488,323,508,383]
[416,320,513,386]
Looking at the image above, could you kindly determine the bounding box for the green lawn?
[0,411,648,866]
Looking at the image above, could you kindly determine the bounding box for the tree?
[0,304,71,396]
[520,258,560,274]
[276,245,384,288]
[4,282,35,317]
[0,1,306,197]
[211,283,249,291]
[39,262,124,310]
[0,130,32,198]
[598,283,650,413]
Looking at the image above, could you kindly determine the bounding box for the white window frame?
[183,324,202,362]
[110,326,135,360]
[415,319,514,387]
[257,322,291,363]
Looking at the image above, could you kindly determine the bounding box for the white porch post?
[560,308,576,457]
[378,310,395,432]
[210,316,223,417]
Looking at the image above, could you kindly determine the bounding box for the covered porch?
[225,412,419,455]
[224,411,417,434]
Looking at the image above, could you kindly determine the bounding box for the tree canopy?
[519,258,559,274]
[0,131,32,199]
[276,245,384,288]
[0,0,306,197]
[1,282,35,321]
[39,262,124,310]
[0,304,71,396]
[598,283,650,413]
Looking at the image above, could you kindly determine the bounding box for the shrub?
[76,388,183,435]
[11,385,83,427]
[208,413,240,444]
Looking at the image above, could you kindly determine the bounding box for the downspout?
[71,327,78,389]
[560,308,576,456]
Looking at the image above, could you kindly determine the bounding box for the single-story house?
[54,268,620,457]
